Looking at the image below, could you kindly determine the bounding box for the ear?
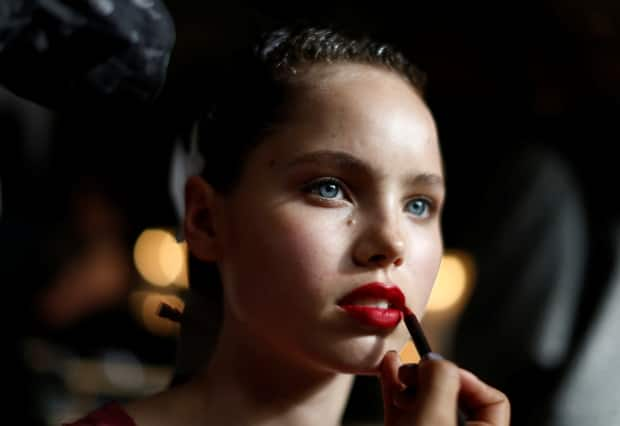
[184,175,220,262]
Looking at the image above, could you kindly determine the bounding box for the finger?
[394,363,419,409]
[379,350,403,395]
[379,350,404,424]
[393,385,418,410]
[459,369,510,426]
[414,359,461,425]
[398,363,419,387]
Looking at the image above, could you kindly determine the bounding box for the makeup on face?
[337,282,405,329]
[338,284,466,425]
[338,284,437,359]
[210,63,444,376]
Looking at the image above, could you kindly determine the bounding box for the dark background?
[2,1,619,424]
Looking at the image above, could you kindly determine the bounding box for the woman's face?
[206,63,444,374]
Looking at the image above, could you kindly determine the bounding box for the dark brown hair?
[197,25,426,193]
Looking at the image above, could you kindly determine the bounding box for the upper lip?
[337,282,405,310]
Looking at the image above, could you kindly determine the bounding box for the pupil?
[321,183,338,197]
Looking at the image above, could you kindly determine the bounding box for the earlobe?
[184,175,219,262]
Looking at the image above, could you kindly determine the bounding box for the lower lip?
[339,305,403,329]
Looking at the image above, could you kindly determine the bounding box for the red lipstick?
[338,283,405,329]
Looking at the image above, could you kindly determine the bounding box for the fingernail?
[422,352,444,361]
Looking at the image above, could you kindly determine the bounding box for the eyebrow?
[406,173,444,188]
[285,150,368,172]
[284,150,445,189]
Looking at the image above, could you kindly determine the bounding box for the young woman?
[66,25,509,426]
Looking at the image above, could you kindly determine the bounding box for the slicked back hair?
[197,25,426,193]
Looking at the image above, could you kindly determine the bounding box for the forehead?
[255,63,442,178]
[297,62,429,119]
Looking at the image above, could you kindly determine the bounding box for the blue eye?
[306,178,344,199]
[406,198,431,217]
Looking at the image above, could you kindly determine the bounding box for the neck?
[185,312,354,426]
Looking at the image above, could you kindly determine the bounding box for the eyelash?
[302,177,437,219]
[303,177,348,201]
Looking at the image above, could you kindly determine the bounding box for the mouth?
[337,282,405,329]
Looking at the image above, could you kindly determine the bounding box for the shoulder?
[63,402,136,426]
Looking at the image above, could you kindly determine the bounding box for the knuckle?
[487,384,509,404]
[498,390,511,408]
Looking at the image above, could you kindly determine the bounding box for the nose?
[352,215,406,269]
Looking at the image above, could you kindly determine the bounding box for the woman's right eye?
[303,178,346,200]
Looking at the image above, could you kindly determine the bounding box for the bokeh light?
[427,251,475,313]
[102,350,145,392]
[172,241,189,288]
[400,340,421,364]
[129,291,184,336]
[133,229,186,287]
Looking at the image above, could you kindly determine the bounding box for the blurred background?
[2,1,619,425]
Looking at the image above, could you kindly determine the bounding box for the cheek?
[405,229,443,315]
[218,205,346,317]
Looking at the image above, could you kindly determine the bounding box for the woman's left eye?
[405,198,432,218]
[304,178,345,200]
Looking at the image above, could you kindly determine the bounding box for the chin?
[333,356,385,376]
[321,335,404,375]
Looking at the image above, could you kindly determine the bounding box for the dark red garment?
[63,403,136,426]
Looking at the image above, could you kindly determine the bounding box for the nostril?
[368,254,386,263]
[367,254,403,267]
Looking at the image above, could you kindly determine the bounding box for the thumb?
[415,359,461,425]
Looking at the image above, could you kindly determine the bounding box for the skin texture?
[125,63,509,426]
[208,63,445,375]
[380,351,510,426]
